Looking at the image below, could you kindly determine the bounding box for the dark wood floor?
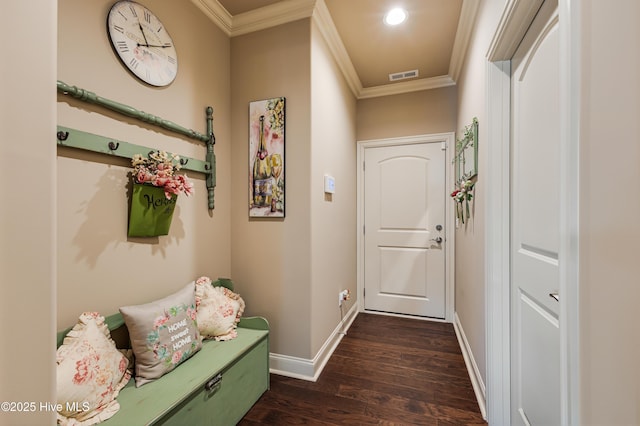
[239,313,486,425]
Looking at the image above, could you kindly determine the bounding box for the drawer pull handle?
[205,373,222,392]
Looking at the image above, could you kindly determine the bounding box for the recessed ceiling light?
[384,7,408,26]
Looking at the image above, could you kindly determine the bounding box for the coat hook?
[57,131,69,141]
[180,158,188,166]
[108,141,120,150]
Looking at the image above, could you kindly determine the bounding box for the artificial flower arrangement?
[132,150,194,199]
[451,179,475,224]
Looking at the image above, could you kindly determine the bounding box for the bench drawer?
[156,337,269,425]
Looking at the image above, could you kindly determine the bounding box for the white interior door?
[363,141,446,319]
[511,2,561,425]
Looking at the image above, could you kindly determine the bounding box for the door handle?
[549,292,559,302]
[430,237,443,244]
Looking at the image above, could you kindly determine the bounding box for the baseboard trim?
[453,312,487,420]
[269,303,358,381]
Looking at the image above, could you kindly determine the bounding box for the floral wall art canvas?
[249,97,285,217]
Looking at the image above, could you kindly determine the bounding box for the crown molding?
[358,75,456,99]
[190,0,315,37]
[311,0,362,97]
[449,0,481,82]
[232,0,316,37]
[190,0,233,36]
[192,0,464,99]
[312,0,456,99]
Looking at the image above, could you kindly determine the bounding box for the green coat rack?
[56,80,217,209]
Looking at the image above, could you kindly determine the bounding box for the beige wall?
[1,1,57,424]
[457,0,640,422]
[18,1,640,423]
[230,18,358,362]
[55,1,360,377]
[453,0,506,388]
[579,0,640,423]
[310,22,358,355]
[356,86,457,141]
[230,19,313,358]
[56,0,232,328]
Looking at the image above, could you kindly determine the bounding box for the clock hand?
[138,43,172,48]
[137,20,150,46]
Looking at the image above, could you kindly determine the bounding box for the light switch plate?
[324,175,335,193]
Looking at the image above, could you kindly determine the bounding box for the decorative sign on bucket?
[128,151,194,237]
[128,184,177,237]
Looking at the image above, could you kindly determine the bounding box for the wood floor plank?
[324,354,478,391]
[239,313,486,425]
[333,342,469,379]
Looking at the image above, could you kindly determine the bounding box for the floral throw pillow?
[195,276,245,341]
[119,283,202,387]
[56,312,131,426]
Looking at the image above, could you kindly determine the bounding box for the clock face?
[107,1,178,87]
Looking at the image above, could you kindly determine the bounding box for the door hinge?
[362,161,365,172]
[363,225,365,235]
[441,142,447,151]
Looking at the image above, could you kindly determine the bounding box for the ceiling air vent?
[389,69,419,82]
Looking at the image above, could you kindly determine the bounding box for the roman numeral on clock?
[129,57,139,69]
[116,41,129,52]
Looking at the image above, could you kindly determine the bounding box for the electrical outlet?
[338,289,351,306]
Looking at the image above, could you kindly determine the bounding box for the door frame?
[356,133,456,323]
[485,0,581,424]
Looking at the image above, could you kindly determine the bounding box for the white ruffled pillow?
[195,276,245,341]
[56,312,131,425]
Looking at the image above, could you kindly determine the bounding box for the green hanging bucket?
[128,183,177,237]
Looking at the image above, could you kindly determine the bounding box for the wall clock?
[107,1,178,87]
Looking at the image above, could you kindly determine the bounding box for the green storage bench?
[56,308,269,425]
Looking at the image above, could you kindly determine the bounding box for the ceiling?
[191,0,478,99]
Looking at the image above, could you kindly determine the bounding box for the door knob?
[430,237,443,244]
